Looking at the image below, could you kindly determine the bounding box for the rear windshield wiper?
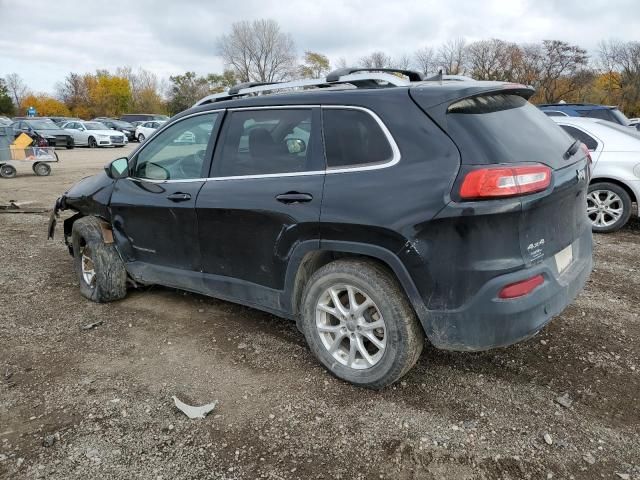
[563,140,581,160]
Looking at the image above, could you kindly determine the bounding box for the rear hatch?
[410,84,591,268]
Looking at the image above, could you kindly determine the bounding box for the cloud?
[0,0,637,93]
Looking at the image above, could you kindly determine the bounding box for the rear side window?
[322,109,393,168]
[446,94,573,167]
[559,125,599,150]
[215,109,313,177]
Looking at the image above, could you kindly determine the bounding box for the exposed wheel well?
[291,250,401,317]
[591,178,637,204]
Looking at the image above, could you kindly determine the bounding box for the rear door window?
[214,109,314,177]
[322,108,394,168]
[559,125,599,150]
[446,94,574,168]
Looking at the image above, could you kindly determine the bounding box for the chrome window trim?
[129,105,400,183]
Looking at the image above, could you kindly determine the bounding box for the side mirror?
[104,157,129,179]
[286,138,306,154]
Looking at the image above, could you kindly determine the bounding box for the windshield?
[84,122,108,130]
[28,119,61,130]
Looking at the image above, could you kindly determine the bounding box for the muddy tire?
[71,216,127,303]
[300,259,424,389]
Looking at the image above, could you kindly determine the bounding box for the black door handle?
[167,192,192,202]
[275,192,313,204]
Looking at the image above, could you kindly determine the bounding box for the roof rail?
[325,67,425,82]
[193,71,411,107]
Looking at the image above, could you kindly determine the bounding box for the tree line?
[1,19,639,118]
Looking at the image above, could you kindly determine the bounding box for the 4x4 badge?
[577,169,586,181]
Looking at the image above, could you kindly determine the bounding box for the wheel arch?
[64,213,113,255]
[590,177,637,204]
[285,241,428,326]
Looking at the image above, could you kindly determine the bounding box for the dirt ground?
[1,146,639,479]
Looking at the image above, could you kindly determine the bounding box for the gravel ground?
[1,147,639,479]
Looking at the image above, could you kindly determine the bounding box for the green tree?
[167,71,236,115]
[0,78,15,115]
[298,51,330,78]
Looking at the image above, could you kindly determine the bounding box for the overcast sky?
[0,0,637,93]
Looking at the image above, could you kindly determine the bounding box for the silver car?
[552,116,640,232]
[61,121,127,148]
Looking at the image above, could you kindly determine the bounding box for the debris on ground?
[543,433,553,445]
[172,396,218,419]
[81,320,104,331]
[554,393,573,409]
[42,434,56,448]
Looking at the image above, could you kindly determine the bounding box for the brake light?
[459,165,551,199]
[580,143,592,179]
[498,274,544,299]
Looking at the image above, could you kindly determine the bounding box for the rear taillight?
[498,274,544,299]
[459,165,551,200]
[580,143,592,179]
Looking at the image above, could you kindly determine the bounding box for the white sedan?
[135,120,166,142]
[552,116,640,232]
[61,121,127,148]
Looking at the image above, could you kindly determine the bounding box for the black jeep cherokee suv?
[49,68,593,388]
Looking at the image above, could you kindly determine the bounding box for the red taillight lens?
[498,274,544,299]
[459,165,551,200]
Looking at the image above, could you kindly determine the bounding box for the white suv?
[552,116,640,232]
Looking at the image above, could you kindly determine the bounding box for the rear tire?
[71,217,127,303]
[300,259,424,389]
[587,182,632,233]
[0,164,17,178]
[32,162,51,176]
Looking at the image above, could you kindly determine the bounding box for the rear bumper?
[422,229,592,351]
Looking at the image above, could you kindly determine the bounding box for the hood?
[86,129,124,137]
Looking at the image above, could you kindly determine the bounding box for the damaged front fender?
[47,170,117,246]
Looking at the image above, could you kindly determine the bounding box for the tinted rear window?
[446,94,573,167]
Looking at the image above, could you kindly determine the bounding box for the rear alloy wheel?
[138,134,145,143]
[32,162,51,176]
[0,164,17,178]
[587,182,632,233]
[301,259,424,388]
[88,136,97,148]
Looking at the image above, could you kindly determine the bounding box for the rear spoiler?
[409,81,535,128]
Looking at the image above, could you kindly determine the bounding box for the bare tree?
[359,51,393,69]
[536,40,590,102]
[466,39,520,80]
[437,38,467,74]
[414,46,437,75]
[55,72,89,111]
[392,53,412,70]
[4,73,29,107]
[218,19,297,83]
